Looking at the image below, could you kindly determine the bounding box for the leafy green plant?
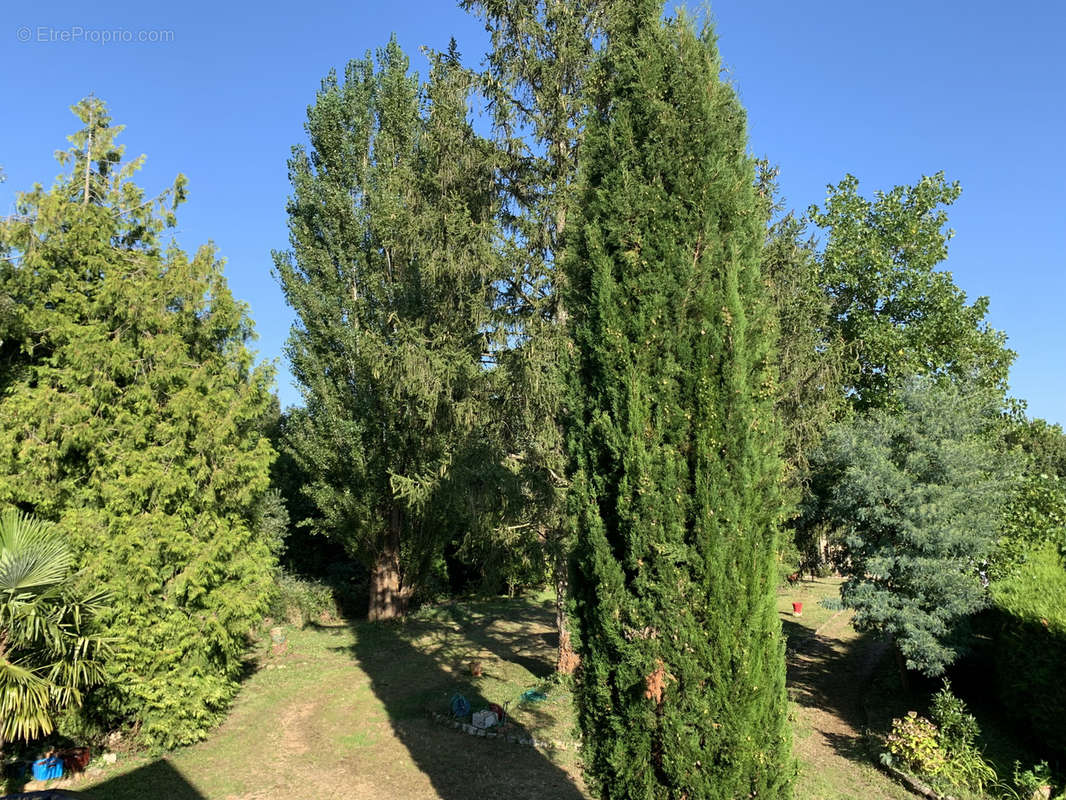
[886,712,946,778]
[269,573,339,628]
[886,684,998,795]
[1012,760,1054,799]
[930,680,979,753]
[0,509,108,746]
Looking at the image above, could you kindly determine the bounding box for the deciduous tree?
[809,173,1013,411]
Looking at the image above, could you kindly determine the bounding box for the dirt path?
[783,582,910,800]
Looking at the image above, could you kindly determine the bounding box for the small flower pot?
[792,602,803,616]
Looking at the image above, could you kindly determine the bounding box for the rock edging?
[427,711,580,752]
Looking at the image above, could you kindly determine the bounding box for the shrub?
[886,685,997,795]
[1012,761,1054,800]
[929,682,997,794]
[989,542,1066,757]
[887,712,946,778]
[269,573,340,628]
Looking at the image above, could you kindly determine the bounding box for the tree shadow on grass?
[781,614,896,766]
[435,597,557,680]
[346,599,586,800]
[21,760,206,800]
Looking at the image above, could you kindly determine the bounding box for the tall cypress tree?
[565,6,792,798]
[276,40,506,619]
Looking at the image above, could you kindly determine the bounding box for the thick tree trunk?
[554,545,579,674]
[368,506,407,621]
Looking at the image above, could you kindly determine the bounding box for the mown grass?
[11,580,1022,799]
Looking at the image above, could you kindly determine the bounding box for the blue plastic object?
[32,756,63,781]
[450,692,471,718]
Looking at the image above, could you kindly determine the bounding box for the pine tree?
[565,7,792,798]
[0,98,277,748]
[276,40,507,619]
[462,0,615,673]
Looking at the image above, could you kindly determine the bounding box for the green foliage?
[0,509,108,745]
[1005,416,1066,479]
[565,6,791,798]
[809,173,1014,412]
[988,542,1066,757]
[886,685,997,795]
[929,681,997,794]
[276,40,510,618]
[0,98,277,748]
[759,187,847,493]
[1012,761,1054,799]
[993,471,1066,581]
[930,680,979,754]
[760,200,849,575]
[269,573,340,628]
[992,415,1066,581]
[814,378,1013,676]
[461,0,616,665]
[886,712,946,778]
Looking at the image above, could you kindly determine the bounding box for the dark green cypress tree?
[565,6,792,798]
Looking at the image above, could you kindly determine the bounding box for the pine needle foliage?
[565,6,792,798]
[0,98,278,748]
[275,39,508,617]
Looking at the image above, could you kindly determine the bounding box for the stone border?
[427,711,580,752]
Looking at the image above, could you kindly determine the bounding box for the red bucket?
[792,602,803,616]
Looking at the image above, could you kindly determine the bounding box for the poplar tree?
[809,173,1014,412]
[565,7,792,798]
[0,98,277,747]
[276,40,505,619]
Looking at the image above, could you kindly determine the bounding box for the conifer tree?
[0,98,277,747]
[462,0,614,672]
[276,40,506,619]
[814,378,1013,678]
[565,6,792,798]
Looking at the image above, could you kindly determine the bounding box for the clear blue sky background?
[2,1,1063,423]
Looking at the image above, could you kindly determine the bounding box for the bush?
[887,712,947,778]
[929,682,997,794]
[989,543,1066,757]
[886,685,996,795]
[1012,761,1054,800]
[269,573,340,628]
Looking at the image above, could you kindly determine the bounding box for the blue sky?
[2,1,1063,424]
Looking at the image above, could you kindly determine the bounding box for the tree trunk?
[554,545,579,674]
[368,506,407,621]
[894,641,910,694]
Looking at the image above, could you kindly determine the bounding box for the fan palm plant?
[0,509,108,746]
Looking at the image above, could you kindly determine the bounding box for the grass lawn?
[777,577,913,800]
[9,581,924,799]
